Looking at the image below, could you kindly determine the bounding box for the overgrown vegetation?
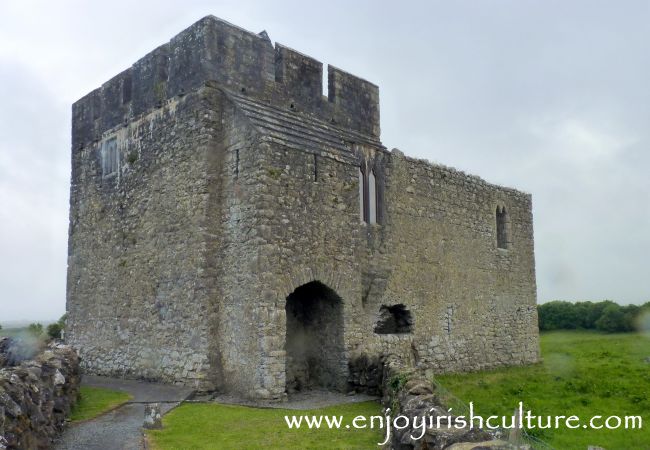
[69,386,132,422]
[47,314,67,339]
[538,300,650,332]
[27,323,44,337]
[146,401,382,450]
[0,314,68,341]
[437,331,650,449]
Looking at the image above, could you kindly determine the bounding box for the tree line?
[538,300,650,333]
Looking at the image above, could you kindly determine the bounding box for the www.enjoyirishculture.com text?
[284,402,643,445]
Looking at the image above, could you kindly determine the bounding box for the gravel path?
[209,389,379,410]
[53,376,194,450]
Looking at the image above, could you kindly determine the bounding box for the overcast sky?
[1,0,648,322]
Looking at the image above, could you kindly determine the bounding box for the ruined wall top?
[72,16,380,149]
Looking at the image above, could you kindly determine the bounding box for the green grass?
[436,331,650,450]
[147,401,383,450]
[0,327,29,338]
[69,386,132,422]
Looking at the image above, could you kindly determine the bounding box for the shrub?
[47,322,62,339]
[595,304,628,332]
[27,323,43,337]
[47,313,67,340]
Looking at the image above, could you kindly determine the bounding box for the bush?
[47,322,62,339]
[595,304,628,332]
[46,313,67,340]
[27,323,43,337]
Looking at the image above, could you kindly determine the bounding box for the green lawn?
[436,331,650,450]
[69,386,133,422]
[147,401,383,450]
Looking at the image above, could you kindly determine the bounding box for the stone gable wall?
[66,89,219,389]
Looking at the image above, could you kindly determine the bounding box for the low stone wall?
[351,353,523,450]
[0,339,81,449]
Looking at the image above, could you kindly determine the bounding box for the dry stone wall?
[0,340,81,449]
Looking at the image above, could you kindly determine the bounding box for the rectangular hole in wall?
[322,65,328,99]
[122,75,132,104]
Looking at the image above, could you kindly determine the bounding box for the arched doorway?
[285,281,346,393]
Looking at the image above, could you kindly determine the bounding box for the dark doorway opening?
[285,281,345,393]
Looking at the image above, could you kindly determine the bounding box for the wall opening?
[496,205,509,249]
[374,304,413,334]
[359,167,366,223]
[122,75,132,104]
[368,170,377,224]
[285,281,345,393]
[101,137,118,177]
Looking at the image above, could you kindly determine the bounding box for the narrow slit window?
[234,149,240,179]
[359,167,366,222]
[122,75,132,104]
[101,138,118,177]
[313,154,318,182]
[368,170,377,224]
[496,206,509,249]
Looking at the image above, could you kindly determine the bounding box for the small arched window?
[368,170,377,224]
[496,205,509,249]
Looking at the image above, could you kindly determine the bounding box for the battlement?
[72,16,380,149]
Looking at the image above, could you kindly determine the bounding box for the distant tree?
[47,322,62,339]
[585,301,618,329]
[27,322,44,337]
[538,301,581,331]
[595,304,627,332]
[46,314,67,340]
[621,304,640,332]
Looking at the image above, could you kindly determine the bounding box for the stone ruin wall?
[67,15,540,399]
[67,89,217,389]
[377,152,540,372]
[0,339,81,449]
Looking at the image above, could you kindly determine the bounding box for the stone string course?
[67,16,540,400]
[0,339,81,449]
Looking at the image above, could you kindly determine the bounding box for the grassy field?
[0,327,28,338]
[437,331,650,449]
[146,401,383,450]
[69,386,133,422]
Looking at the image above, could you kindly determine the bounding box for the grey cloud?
[1,0,648,321]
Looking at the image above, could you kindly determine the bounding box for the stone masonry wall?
[370,150,540,373]
[66,89,220,389]
[68,16,540,399]
[0,341,81,449]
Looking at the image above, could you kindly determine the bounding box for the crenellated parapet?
[72,16,380,150]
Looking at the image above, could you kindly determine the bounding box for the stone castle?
[66,16,540,400]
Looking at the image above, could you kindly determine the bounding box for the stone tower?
[66,16,540,400]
